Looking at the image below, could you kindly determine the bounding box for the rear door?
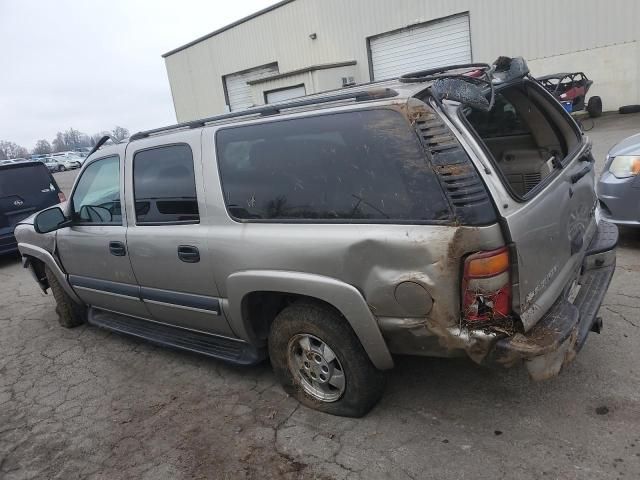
[124,132,234,336]
[460,80,598,330]
[0,163,61,250]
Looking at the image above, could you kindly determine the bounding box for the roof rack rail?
[129,87,398,141]
[399,63,493,84]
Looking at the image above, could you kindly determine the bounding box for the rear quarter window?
[215,109,451,223]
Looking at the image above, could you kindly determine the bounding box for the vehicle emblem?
[13,199,24,207]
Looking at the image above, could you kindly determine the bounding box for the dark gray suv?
[15,58,617,417]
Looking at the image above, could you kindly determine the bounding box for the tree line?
[0,126,129,160]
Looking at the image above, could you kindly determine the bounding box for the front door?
[56,152,149,318]
[124,135,234,337]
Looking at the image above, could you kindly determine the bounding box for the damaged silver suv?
[15,57,617,417]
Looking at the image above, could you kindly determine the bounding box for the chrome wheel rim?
[287,334,346,402]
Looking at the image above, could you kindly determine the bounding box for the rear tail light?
[462,247,511,322]
[58,192,66,203]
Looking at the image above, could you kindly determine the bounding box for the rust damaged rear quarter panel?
[364,99,510,364]
[374,223,507,363]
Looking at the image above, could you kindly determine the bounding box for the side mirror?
[34,207,71,234]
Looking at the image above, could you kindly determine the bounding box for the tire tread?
[268,300,386,417]
[45,267,86,328]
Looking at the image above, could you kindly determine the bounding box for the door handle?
[109,241,126,256]
[178,245,200,263]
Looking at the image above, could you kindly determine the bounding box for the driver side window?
[71,156,122,225]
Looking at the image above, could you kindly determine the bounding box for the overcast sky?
[0,0,279,149]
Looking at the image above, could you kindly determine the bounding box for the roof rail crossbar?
[129,87,398,141]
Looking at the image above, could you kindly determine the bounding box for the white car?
[50,153,83,170]
[41,157,65,172]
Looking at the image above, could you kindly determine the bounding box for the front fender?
[18,243,82,304]
[226,270,394,370]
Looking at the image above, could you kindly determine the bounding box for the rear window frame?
[213,106,454,225]
[458,79,584,203]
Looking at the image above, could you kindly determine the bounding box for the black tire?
[619,104,640,115]
[268,301,386,417]
[587,96,602,118]
[45,266,86,328]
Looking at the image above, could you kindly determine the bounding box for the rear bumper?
[485,221,618,380]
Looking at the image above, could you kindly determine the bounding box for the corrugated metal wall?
[164,0,640,121]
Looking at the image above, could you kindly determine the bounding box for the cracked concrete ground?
[2,113,640,479]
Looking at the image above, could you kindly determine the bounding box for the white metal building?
[163,0,640,122]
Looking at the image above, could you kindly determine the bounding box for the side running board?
[87,308,266,366]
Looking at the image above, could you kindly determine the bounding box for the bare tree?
[52,132,67,152]
[63,128,82,150]
[111,126,130,142]
[32,139,52,155]
[0,140,29,160]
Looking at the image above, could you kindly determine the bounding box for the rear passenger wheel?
[268,301,386,417]
[45,266,86,328]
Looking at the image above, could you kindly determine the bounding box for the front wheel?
[45,266,86,328]
[268,301,386,417]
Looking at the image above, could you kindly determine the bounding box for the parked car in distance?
[15,57,617,417]
[40,157,65,172]
[1,161,65,255]
[597,132,640,226]
[51,152,83,169]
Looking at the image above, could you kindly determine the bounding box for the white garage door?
[265,84,306,104]
[225,64,279,111]
[370,14,471,81]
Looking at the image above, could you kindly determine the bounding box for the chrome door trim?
[143,298,220,315]
[73,285,140,301]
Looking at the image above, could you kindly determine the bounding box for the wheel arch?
[225,270,394,370]
[18,243,82,303]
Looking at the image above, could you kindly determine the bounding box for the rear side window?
[215,109,450,222]
[133,144,199,225]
